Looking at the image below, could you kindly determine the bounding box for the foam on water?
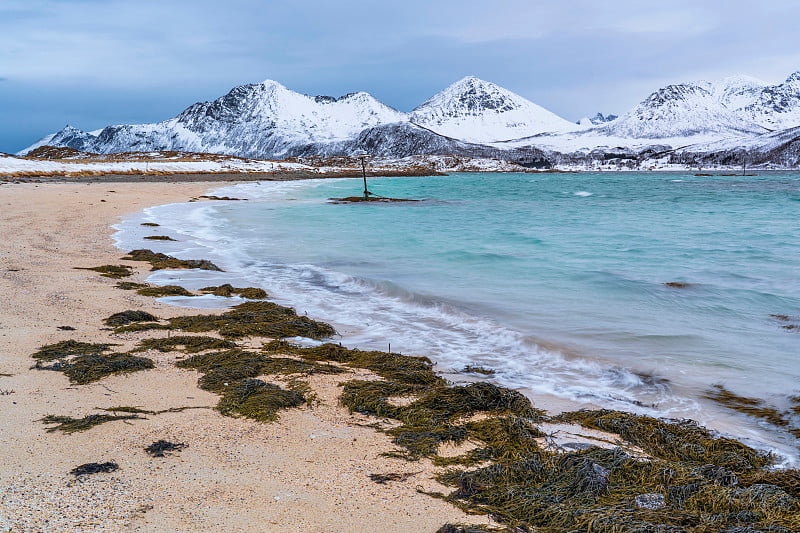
[113,172,800,464]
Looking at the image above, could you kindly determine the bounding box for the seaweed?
[216,379,305,422]
[200,284,268,299]
[136,285,195,297]
[436,526,508,533]
[131,335,237,353]
[704,385,791,428]
[177,348,344,394]
[462,365,496,376]
[663,282,691,288]
[71,462,119,476]
[59,353,155,384]
[31,340,115,361]
[122,249,222,271]
[115,281,149,290]
[265,341,441,385]
[560,409,771,469]
[104,310,159,327]
[74,265,133,278]
[32,340,154,384]
[41,414,143,433]
[166,301,336,339]
[141,222,160,227]
[57,325,76,331]
[143,235,176,241]
[113,322,171,334]
[200,195,246,201]
[145,440,187,457]
[369,472,419,484]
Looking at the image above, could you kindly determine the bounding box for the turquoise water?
[118,172,800,460]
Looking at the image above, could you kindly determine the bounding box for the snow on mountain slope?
[710,75,767,110]
[19,80,408,158]
[410,76,575,143]
[597,83,768,139]
[735,71,800,130]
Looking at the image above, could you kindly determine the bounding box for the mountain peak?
[410,77,574,142]
[600,82,766,139]
[785,71,800,84]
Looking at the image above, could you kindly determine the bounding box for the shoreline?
[0,181,478,532]
[2,179,799,532]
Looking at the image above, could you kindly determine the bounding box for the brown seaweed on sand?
[122,249,222,271]
[74,264,133,278]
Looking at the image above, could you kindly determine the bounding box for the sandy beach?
[0,181,476,532]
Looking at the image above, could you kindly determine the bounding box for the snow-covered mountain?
[17,71,800,168]
[596,83,768,139]
[576,113,618,126]
[734,71,800,130]
[709,75,767,111]
[23,80,408,159]
[409,76,575,143]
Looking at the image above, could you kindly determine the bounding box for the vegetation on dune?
[74,264,133,278]
[122,249,222,271]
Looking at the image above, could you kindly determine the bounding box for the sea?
[114,171,800,464]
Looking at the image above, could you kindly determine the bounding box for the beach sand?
[0,181,477,532]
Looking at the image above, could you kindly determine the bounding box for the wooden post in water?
[361,157,369,199]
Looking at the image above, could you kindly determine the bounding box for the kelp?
[59,353,155,384]
[559,409,771,469]
[113,322,171,334]
[216,379,305,422]
[115,281,149,290]
[164,301,336,339]
[145,440,187,457]
[175,348,342,421]
[41,413,143,433]
[104,310,159,327]
[136,285,194,297]
[131,335,237,354]
[254,341,800,532]
[122,249,222,271]
[264,341,442,385]
[71,462,119,476]
[177,348,344,394]
[704,385,795,430]
[462,365,496,376]
[31,341,154,384]
[200,284,268,299]
[74,265,133,278]
[143,235,176,241]
[31,340,115,361]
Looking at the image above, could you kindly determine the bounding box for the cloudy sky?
[2,0,800,152]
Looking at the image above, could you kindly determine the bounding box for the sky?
[2,0,800,153]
